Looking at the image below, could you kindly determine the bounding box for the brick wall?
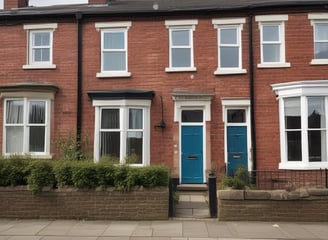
[0,186,169,220]
[218,189,328,222]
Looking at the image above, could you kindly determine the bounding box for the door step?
[177,184,208,192]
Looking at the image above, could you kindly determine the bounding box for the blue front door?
[227,126,248,176]
[181,126,203,183]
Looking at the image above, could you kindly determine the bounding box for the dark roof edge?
[88,89,155,100]
[1,1,328,19]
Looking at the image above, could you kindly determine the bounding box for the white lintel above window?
[95,21,132,31]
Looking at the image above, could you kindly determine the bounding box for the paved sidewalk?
[0,219,328,240]
[175,191,210,219]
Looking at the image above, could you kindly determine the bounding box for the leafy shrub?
[97,162,115,189]
[0,157,170,193]
[71,161,98,189]
[136,166,170,188]
[27,160,55,194]
[53,161,74,187]
[0,157,29,186]
[219,167,251,190]
[114,164,133,192]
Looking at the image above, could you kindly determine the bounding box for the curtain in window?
[100,132,120,159]
[6,100,23,124]
[29,101,45,124]
[129,109,142,129]
[101,109,119,129]
[6,100,24,153]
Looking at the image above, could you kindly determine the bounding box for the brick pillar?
[4,0,28,9]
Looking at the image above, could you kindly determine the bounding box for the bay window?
[4,98,50,156]
[88,90,154,165]
[272,80,328,169]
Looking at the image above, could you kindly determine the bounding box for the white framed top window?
[212,18,246,75]
[308,14,328,65]
[95,22,132,78]
[272,80,328,170]
[165,20,198,72]
[23,23,57,69]
[255,15,290,68]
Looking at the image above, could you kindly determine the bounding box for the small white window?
[212,18,246,75]
[4,98,51,157]
[165,20,198,72]
[23,23,57,69]
[95,22,131,78]
[308,13,328,65]
[256,15,290,68]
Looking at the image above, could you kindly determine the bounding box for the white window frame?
[95,22,132,78]
[23,23,57,69]
[212,18,246,75]
[3,97,51,158]
[308,13,328,65]
[92,99,151,165]
[165,20,198,72]
[272,80,328,170]
[255,15,290,68]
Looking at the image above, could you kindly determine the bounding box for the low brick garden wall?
[0,186,169,220]
[218,188,328,222]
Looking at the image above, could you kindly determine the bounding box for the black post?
[208,174,217,218]
[326,169,328,189]
[168,178,179,217]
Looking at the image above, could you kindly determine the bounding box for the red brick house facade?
[0,0,328,184]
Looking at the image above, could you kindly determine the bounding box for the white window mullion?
[94,106,100,162]
[325,97,328,162]
[120,107,127,164]
[23,99,29,153]
[301,96,309,164]
[279,98,288,164]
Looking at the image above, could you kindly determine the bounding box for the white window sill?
[23,64,57,70]
[165,67,197,73]
[257,62,291,68]
[4,153,53,159]
[279,161,328,170]
[96,71,132,78]
[214,68,247,75]
[310,59,328,65]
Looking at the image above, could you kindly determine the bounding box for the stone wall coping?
[218,188,328,201]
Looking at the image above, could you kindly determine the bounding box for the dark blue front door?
[227,126,248,176]
[181,126,203,183]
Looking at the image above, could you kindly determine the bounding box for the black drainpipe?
[249,13,257,172]
[76,12,83,156]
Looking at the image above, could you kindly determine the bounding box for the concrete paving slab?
[41,237,97,240]
[206,221,234,238]
[276,223,320,240]
[226,222,290,239]
[102,221,138,236]
[37,220,78,236]
[66,220,109,236]
[183,221,208,238]
[97,237,130,240]
[6,237,42,240]
[299,223,328,240]
[152,221,183,237]
[0,220,51,236]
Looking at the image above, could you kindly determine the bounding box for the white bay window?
[272,80,328,169]
[4,98,50,156]
[88,90,154,165]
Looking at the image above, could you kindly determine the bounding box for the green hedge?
[0,157,170,193]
